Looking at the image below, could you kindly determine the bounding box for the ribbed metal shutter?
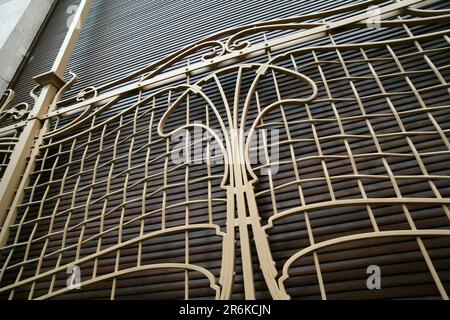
[1,0,450,300]
[11,0,365,104]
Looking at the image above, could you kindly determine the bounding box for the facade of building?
[0,0,449,300]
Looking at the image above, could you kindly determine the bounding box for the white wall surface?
[0,0,54,95]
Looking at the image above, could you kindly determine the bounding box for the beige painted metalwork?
[0,0,93,229]
[0,0,449,300]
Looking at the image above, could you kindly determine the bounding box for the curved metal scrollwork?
[0,91,31,125]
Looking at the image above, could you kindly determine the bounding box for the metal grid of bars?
[0,0,449,299]
[0,86,232,299]
[0,132,21,182]
[254,22,450,299]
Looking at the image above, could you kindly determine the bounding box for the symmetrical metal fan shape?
[0,0,449,299]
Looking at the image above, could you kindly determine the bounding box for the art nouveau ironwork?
[0,0,449,299]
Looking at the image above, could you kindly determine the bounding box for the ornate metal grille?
[0,0,449,300]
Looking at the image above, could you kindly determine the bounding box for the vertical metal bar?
[0,0,93,243]
[184,73,191,300]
